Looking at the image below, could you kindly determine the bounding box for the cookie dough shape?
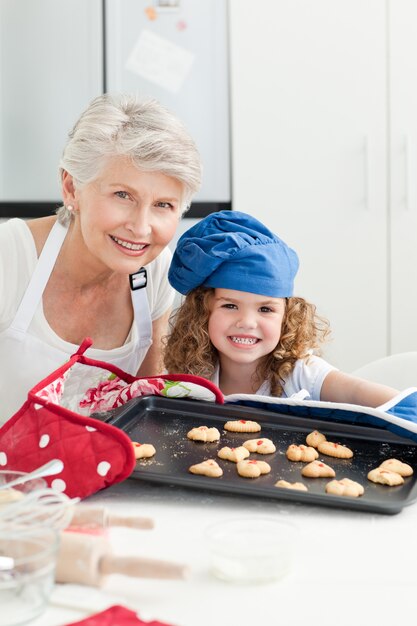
[317,441,353,459]
[189,459,223,478]
[236,459,271,478]
[187,426,221,443]
[325,478,364,498]
[224,419,261,433]
[243,438,276,454]
[286,444,318,462]
[275,480,308,492]
[306,430,326,448]
[217,446,250,463]
[132,442,156,459]
[367,468,404,486]
[379,458,413,477]
[302,460,336,478]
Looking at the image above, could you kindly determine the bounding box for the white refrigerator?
[0,0,230,219]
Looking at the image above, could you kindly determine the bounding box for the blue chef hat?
[169,210,299,297]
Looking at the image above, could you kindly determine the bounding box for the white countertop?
[31,476,417,626]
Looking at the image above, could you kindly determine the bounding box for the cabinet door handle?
[363,135,371,211]
[404,135,415,211]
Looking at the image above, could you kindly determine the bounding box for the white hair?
[57,92,202,224]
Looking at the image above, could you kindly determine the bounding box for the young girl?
[164,210,398,407]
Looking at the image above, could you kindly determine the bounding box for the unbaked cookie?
[224,419,261,433]
[187,426,221,443]
[132,442,156,459]
[243,438,276,454]
[306,430,326,448]
[217,446,250,463]
[236,459,271,478]
[379,458,413,477]
[301,460,336,478]
[325,478,364,498]
[189,459,223,478]
[367,468,404,486]
[286,444,318,462]
[275,480,308,492]
[317,441,353,459]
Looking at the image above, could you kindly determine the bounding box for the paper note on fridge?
[126,29,194,93]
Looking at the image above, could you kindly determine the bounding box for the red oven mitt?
[0,338,223,500]
[63,605,175,626]
[0,399,135,499]
[0,340,136,499]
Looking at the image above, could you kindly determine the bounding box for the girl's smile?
[228,334,260,347]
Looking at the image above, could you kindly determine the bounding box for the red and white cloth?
[63,605,175,626]
[0,338,223,499]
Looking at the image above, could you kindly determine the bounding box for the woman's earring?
[66,205,74,212]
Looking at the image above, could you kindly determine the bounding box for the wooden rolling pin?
[70,505,154,530]
[55,532,187,586]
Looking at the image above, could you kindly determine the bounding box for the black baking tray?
[104,396,417,515]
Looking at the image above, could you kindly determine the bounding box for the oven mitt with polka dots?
[0,347,136,499]
[0,338,223,499]
[0,397,135,499]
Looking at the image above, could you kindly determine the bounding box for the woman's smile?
[109,234,149,256]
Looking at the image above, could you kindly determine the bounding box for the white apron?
[0,221,152,424]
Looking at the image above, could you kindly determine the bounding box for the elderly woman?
[0,93,201,423]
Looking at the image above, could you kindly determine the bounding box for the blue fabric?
[169,210,299,297]
[386,391,417,423]
[225,390,417,444]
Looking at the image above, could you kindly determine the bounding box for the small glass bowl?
[205,516,298,584]
[0,527,59,626]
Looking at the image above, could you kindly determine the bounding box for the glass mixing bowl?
[0,527,59,626]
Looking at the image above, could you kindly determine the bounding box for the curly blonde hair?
[163,287,331,396]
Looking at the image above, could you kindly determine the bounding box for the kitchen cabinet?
[228,0,417,372]
[0,0,103,202]
[389,0,417,355]
[104,0,230,208]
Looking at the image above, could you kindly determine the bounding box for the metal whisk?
[0,488,78,531]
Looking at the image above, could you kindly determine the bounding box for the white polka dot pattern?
[0,452,7,466]
[39,434,50,448]
[51,478,66,493]
[86,426,97,432]
[97,461,111,476]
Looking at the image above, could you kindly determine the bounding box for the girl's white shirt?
[211,354,337,400]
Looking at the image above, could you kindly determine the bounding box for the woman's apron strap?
[10,221,67,335]
[131,269,152,348]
